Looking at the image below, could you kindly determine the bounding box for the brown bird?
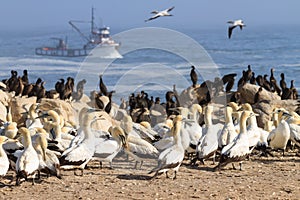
[269,68,281,95]
[190,66,198,88]
[222,73,237,92]
[99,74,108,96]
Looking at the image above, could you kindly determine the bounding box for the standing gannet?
[286,113,300,147]
[145,6,175,22]
[0,136,10,177]
[122,131,159,169]
[227,102,242,132]
[227,19,246,39]
[59,111,100,175]
[215,111,255,171]
[184,104,203,155]
[38,110,73,152]
[193,105,222,165]
[33,129,61,179]
[3,110,18,139]
[267,110,291,156]
[15,127,40,185]
[25,103,43,131]
[92,125,123,169]
[149,115,185,179]
[219,106,238,148]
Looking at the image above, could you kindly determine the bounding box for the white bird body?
[219,107,238,148]
[286,116,300,145]
[216,111,254,170]
[60,112,100,172]
[149,115,185,179]
[33,130,61,178]
[246,114,262,149]
[2,138,23,153]
[196,106,222,163]
[16,127,40,185]
[153,136,174,151]
[0,136,10,176]
[183,120,203,153]
[145,6,175,22]
[268,119,290,151]
[132,122,157,142]
[124,135,159,169]
[93,136,122,168]
[227,19,246,39]
[153,119,173,138]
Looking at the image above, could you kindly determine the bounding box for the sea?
[0,25,299,105]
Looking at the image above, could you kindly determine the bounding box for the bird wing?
[222,73,237,84]
[94,138,119,155]
[239,25,244,30]
[145,14,160,22]
[267,129,276,142]
[128,137,159,156]
[167,6,175,12]
[228,26,236,39]
[132,123,156,141]
[151,10,159,14]
[153,136,174,151]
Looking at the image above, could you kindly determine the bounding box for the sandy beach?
[1,150,300,200]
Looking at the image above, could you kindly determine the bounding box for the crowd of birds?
[144,6,245,39]
[0,64,299,186]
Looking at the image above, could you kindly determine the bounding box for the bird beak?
[36,112,50,119]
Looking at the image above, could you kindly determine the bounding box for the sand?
[1,150,300,200]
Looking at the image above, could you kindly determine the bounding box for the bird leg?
[140,161,144,169]
[232,163,237,170]
[212,153,216,165]
[16,177,20,186]
[99,161,103,169]
[239,162,243,171]
[173,171,177,180]
[109,161,113,170]
[213,164,221,172]
[165,171,169,178]
[282,149,285,157]
[134,161,138,169]
[37,170,41,180]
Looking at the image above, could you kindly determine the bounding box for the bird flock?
[144,6,245,39]
[0,65,299,186]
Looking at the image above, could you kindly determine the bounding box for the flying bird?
[145,6,175,22]
[227,19,246,39]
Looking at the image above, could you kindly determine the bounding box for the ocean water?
[0,25,299,104]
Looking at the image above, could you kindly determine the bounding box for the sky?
[0,0,299,32]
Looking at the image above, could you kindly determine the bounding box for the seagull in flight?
[145,6,175,22]
[227,19,246,39]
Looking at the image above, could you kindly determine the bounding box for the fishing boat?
[35,7,121,58]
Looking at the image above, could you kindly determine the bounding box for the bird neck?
[248,115,258,128]
[239,114,248,134]
[204,111,212,127]
[173,121,182,145]
[0,144,5,157]
[23,133,32,148]
[225,108,233,124]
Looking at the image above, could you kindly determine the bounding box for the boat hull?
[35,47,90,57]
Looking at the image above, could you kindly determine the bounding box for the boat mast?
[91,7,94,34]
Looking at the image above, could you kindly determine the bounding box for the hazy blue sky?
[0,0,299,31]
